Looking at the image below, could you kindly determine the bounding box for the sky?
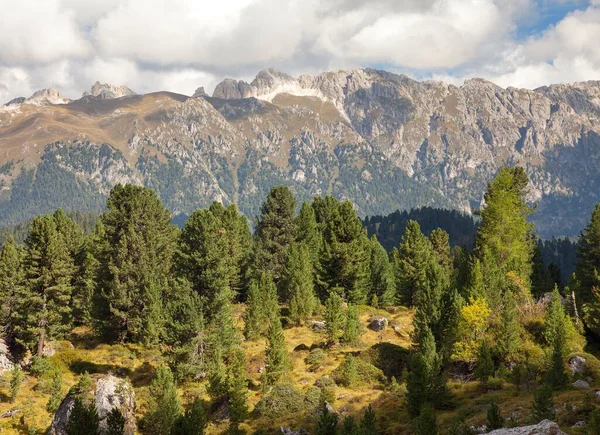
[0,0,599,103]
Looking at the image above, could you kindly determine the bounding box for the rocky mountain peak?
[82,81,137,99]
[192,86,208,97]
[25,88,71,106]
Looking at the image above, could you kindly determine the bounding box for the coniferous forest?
[1,166,600,434]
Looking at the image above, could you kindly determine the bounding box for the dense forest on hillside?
[1,166,600,434]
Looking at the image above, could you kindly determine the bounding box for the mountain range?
[1,68,600,237]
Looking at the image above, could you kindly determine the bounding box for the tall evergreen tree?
[243,272,279,339]
[475,166,535,286]
[171,397,206,435]
[14,214,75,354]
[532,384,555,422]
[254,186,297,290]
[576,203,600,305]
[261,316,290,390]
[495,290,521,362]
[295,201,322,268]
[144,366,181,435]
[0,236,23,340]
[324,292,345,343]
[406,353,429,418]
[284,243,317,324]
[414,403,437,435]
[360,404,378,435]
[475,341,494,385]
[106,408,126,435]
[429,228,453,277]
[94,185,177,344]
[228,347,249,424]
[394,220,432,306]
[316,403,338,435]
[486,402,504,431]
[66,398,100,435]
[369,236,396,307]
[343,305,363,345]
[465,258,485,301]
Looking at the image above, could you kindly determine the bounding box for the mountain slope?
[1,69,600,236]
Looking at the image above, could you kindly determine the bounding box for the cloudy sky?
[0,0,599,103]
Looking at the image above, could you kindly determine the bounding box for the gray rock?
[369,317,388,331]
[573,379,591,389]
[0,409,19,418]
[82,82,136,99]
[573,421,586,428]
[0,338,14,373]
[311,321,326,330]
[192,87,208,97]
[48,374,136,435]
[280,427,309,435]
[487,419,567,434]
[569,355,586,374]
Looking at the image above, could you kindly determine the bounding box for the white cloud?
[0,0,599,103]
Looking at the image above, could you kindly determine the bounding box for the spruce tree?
[532,384,555,422]
[394,220,432,306]
[486,402,504,431]
[95,185,177,344]
[406,353,429,418]
[576,203,600,308]
[369,236,396,307]
[254,186,297,289]
[414,403,437,435]
[9,365,22,403]
[106,408,126,435]
[316,403,338,435]
[0,236,23,340]
[475,341,494,385]
[465,258,485,300]
[341,416,359,435]
[429,228,453,276]
[360,404,378,435]
[46,369,62,412]
[546,335,568,390]
[475,166,535,286]
[324,292,345,343]
[66,398,100,435]
[284,243,317,324]
[243,272,279,339]
[496,290,521,362]
[172,397,206,435]
[15,214,75,355]
[144,366,181,435]
[295,201,322,269]
[228,347,249,424]
[261,317,290,390]
[343,304,363,345]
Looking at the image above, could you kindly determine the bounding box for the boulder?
[569,355,586,374]
[368,317,388,331]
[487,419,567,434]
[0,338,15,373]
[573,421,586,428]
[280,427,309,435]
[311,321,326,330]
[48,374,136,435]
[573,379,591,389]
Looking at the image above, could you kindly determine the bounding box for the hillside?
[2,69,600,237]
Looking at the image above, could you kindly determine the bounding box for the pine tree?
[576,203,600,308]
[295,201,322,269]
[394,220,432,306]
[338,354,358,387]
[486,402,504,431]
[532,384,555,422]
[369,236,396,307]
[261,317,290,390]
[465,258,485,300]
[106,408,126,435]
[95,185,177,344]
[14,214,75,355]
[324,292,345,343]
[429,228,453,276]
[414,403,437,435]
[9,365,22,403]
[66,398,100,435]
[475,341,494,385]
[495,290,521,362]
[171,397,206,435]
[343,305,363,345]
[341,416,359,435]
[244,272,279,339]
[228,347,249,424]
[475,166,535,286]
[316,403,338,435]
[144,366,181,435]
[546,335,568,390]
[359,404,377,435]
[284,243,317,324]
[46,369,62,412]
[0,236,23,340]
[254,186,297,290]
[544,286,565,347]
[406,353,429,418]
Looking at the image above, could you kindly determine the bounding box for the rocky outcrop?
[48,374,136,435]
[369,317,388,331]
[0,338,14,373]
[192,86,208,97]
[25,88,71,106]
[82,81,136,99]
[487,420,567,434]
[569,355,586,374]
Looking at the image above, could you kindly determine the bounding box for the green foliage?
[244,272,279,339]
[106,408,127,435]
[0,236,23,339]
[228,347,249,424]
[316,403,338,435]
[171,397,207,435]
[46,369,63,412]
[531,384,555,423]
[94,184,177,344]
[369,236,396,307]
[341,416,359,435]
[588,409,600,435]
[475,341,495,385]
[576,203,600,311]
[253,385,307,418]
[66,398,100,435]
[336,354,358,387]
[452,297,491,364]
[475,166,535,286]
[546,335,568,390]
[495,290,521,362]
[414,403,437,435]
[406,353,429,419]
[429,228,453,276]
[343,305,363,345]
[486,402,504,431]
[284,243,316,324]
[360,404,378,435]
[305,348,326,372]
[9,365,23,403]
[394,220,432,306]
[144,366,182,435]
[261,317,290,390]
[324,292,345,343]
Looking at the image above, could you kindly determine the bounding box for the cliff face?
[1,69,600,237]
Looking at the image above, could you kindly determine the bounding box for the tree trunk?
[37,327,45,357]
